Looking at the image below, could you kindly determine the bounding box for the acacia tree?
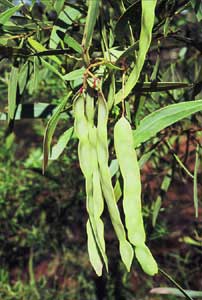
[0,0,202,297]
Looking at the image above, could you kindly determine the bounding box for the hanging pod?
[114,116,158,276]
[96,92,134,272]
[74,91,108,275]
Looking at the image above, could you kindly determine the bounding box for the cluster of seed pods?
[74,84,158,276]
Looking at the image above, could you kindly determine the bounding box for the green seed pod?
[96,92,134,271]
[114,116,158,276]
[74,94,105,275]
[74,92,108,274]
[86,220,103,276]
[114,116,145,245]
[135,245,158,276]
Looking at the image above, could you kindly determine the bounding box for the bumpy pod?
[96,92,134,271]
[114,116,158,276]
[74,94,107,275]
[85,93,108,271]
[114,116,145,245]
[86,220,103,276]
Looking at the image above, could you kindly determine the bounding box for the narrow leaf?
[0,0,14,8]
[107,73,115,110]
[190,0,202,22]
[152,170,171,227]
[114,179,122,203]
[134,82,192,93]
[43,91,72,173]
[152,197,162,228]
[151,55,160,81]
[109,159,119,178]
[0,103,57,120]
[180,236,202,247]
[159,269,194,300]
[115,0,157,104]
[63,67,85,81]
[50,127,73,160]
[150,287,202,298]
[105,62,122,71]
[133,100,202,147]
[64,35,82,54]
[173,153,194,178]
[0,4,22,24]
[109,47,125,62]
[193,144,199,218]
[167,141,194,178]
[50,6,80,49]
[115,0,140,40]
[33,56,39,91]
[82,0,100,53]
[41,58,64,81]
[138,149,155,169]
[28,38,61,65]
[8,66,18,120]
[54,0,65,14]
[116,41,139,64]
[18,62,28,95]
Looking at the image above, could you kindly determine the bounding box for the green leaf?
[63,67,85,81]
[158,269,194,300]
[150,287,202,298]
[82,0,100,62]
[115,0,140,41]
[18,62,28,95]
[0,103,57,121]
[193,144,199,218]
[167,141,194,179]
[114,179,122,203]
[0,37,8,45]
[180,236,202,247]
[105,62,122,70]
[33,57,39,91]
[0,23,38,34]
[108,47,125,62]
[138,149,155,169]
[28,38,62,65]
[190,0,202,22]
[173,152,194,178]
[41,58,64,81]
[107,74,115,110]
[0,0,14,8]
[125,101,131,123]
[0,4,22,24]
[5,132,14,149]
[115,41,139,64]
[109,159,119,178]
[50,127,73,160]
[134,82,192,93]
[64,35,82,54]
[163,17,170,37]
[115,0,157,104]
[43,91,72,173]
[54,0,65,14]
[133,100,202,147]
[152,170,171,227]
[152,197,162,228]
[8,66,18,120]
[49,6,80,49]
[151,55,160,81]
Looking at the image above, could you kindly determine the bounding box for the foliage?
[0,0,202,299]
